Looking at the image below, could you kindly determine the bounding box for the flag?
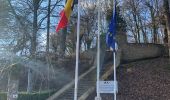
[106,2,116,49]
[56,0,77,32]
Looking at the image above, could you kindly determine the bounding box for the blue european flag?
[106,3,116,49]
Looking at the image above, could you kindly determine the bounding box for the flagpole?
[113,0,117,100]
[74,0,80,100]
[95,0,101,99]
[113,46,117,100]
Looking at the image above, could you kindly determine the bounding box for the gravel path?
[88,57,170,100]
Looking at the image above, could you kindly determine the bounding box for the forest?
[0,0,170,100]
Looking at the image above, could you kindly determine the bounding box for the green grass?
[0,92,7,100]
[0,90,56,100]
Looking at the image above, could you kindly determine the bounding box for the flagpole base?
[95,96,102,100]
[114,81,118,93]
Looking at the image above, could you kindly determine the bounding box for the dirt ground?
[88,57,170,100]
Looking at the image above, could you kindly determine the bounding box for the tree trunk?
[31,0,39,57]
[46,0,51,52]
[152,18,158,43]
[131,0,140,43]
[142,24,148,43]
[132,13,140,43]
[139,15,148,43]
[145,1,159,43]
[27,68,33,93]
[27,0,40,93]
[58,28,67,58]
[7,79,19,100]
[149,3,158,43]
[46,0,51,93]
[164,0,170,56]
[7,65,21,100]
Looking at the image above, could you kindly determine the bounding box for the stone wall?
[117,33,166,63]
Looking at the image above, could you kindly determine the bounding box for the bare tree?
[122,0,143,43]
[145,0,161,43]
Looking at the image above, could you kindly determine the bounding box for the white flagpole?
[74,0,80,100]
[113,0,118,100]
[95,0,101,100]
[113,47,117,100]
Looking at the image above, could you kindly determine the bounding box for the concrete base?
[95,96,102,100]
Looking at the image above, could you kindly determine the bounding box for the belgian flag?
[56,0,78,32]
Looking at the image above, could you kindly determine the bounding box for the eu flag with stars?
[106,3,116,49]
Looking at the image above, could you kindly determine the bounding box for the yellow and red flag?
[56,0,74,32]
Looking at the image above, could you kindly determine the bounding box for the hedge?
[0,92,7,100]
[0,90,55,100]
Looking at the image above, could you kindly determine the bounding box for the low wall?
[121,43,165,62]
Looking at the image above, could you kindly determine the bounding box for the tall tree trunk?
[27,69,33,93]
[152,17,158,43]
[31,0,39,57]
[46,0,51,53]
[27,0,40,93]
[164,28,168,44]
[46,0,51,93]
[141,24,148,43]
[133,14,140,43]
[150,4,157,43]
[138,15,148,43]
[58,28,67,58]
[164,0,170,56]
